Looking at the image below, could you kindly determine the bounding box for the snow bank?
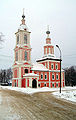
[0,94,2,105]
[52,90,76,102]
[0,86,59,94]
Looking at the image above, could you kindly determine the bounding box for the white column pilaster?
[49,71,50,87]
[48,61,50,87]
[18,67,21,87]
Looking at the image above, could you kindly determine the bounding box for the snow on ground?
[52,90,76,102]
[0,94,2,105]
[0,86,76,102]
[0,86,59,94]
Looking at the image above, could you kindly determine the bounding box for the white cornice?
[32,69,64,72]
[15,30,31,34]
[14,44,31,49]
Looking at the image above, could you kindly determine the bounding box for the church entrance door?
[32,79,37,88]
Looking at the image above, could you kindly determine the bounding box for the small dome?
[22,14,25,19]
[46,31,50,34]
[18,24,28,31]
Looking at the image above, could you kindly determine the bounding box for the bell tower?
[15,10,31,64]
[44,25,54,57]
[12,10,32,87]
[36,26,55,69]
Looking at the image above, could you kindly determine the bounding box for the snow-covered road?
[0,87,76,120]
[1,86,76,102]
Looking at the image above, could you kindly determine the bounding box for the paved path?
[0,87,76,120]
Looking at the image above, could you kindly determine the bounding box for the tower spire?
[46,25,50,38]
[22,8,25,19]
[21,8,25,25]
[23,8,24,15]
[46,25,51,44]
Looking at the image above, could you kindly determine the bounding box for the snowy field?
[0,86,76,102]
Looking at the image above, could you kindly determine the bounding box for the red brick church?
[12,12,65,88]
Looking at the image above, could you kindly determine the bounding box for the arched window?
[16,52,18,61]
[52,73,55,80]
[24,35,27,44]
[56,74,59,80]
[52,83,54,87]
[55,64,58,70]
[44,83,46,87]
[41,74,43,80]
[25,51,27,60]
[45,74,47,80]
[51,63,54,70]
[17,35,19,44]
[38,84,40,87]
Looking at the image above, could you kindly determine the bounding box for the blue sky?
[0,0,76,69]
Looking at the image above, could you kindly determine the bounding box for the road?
[0,87,76,120]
